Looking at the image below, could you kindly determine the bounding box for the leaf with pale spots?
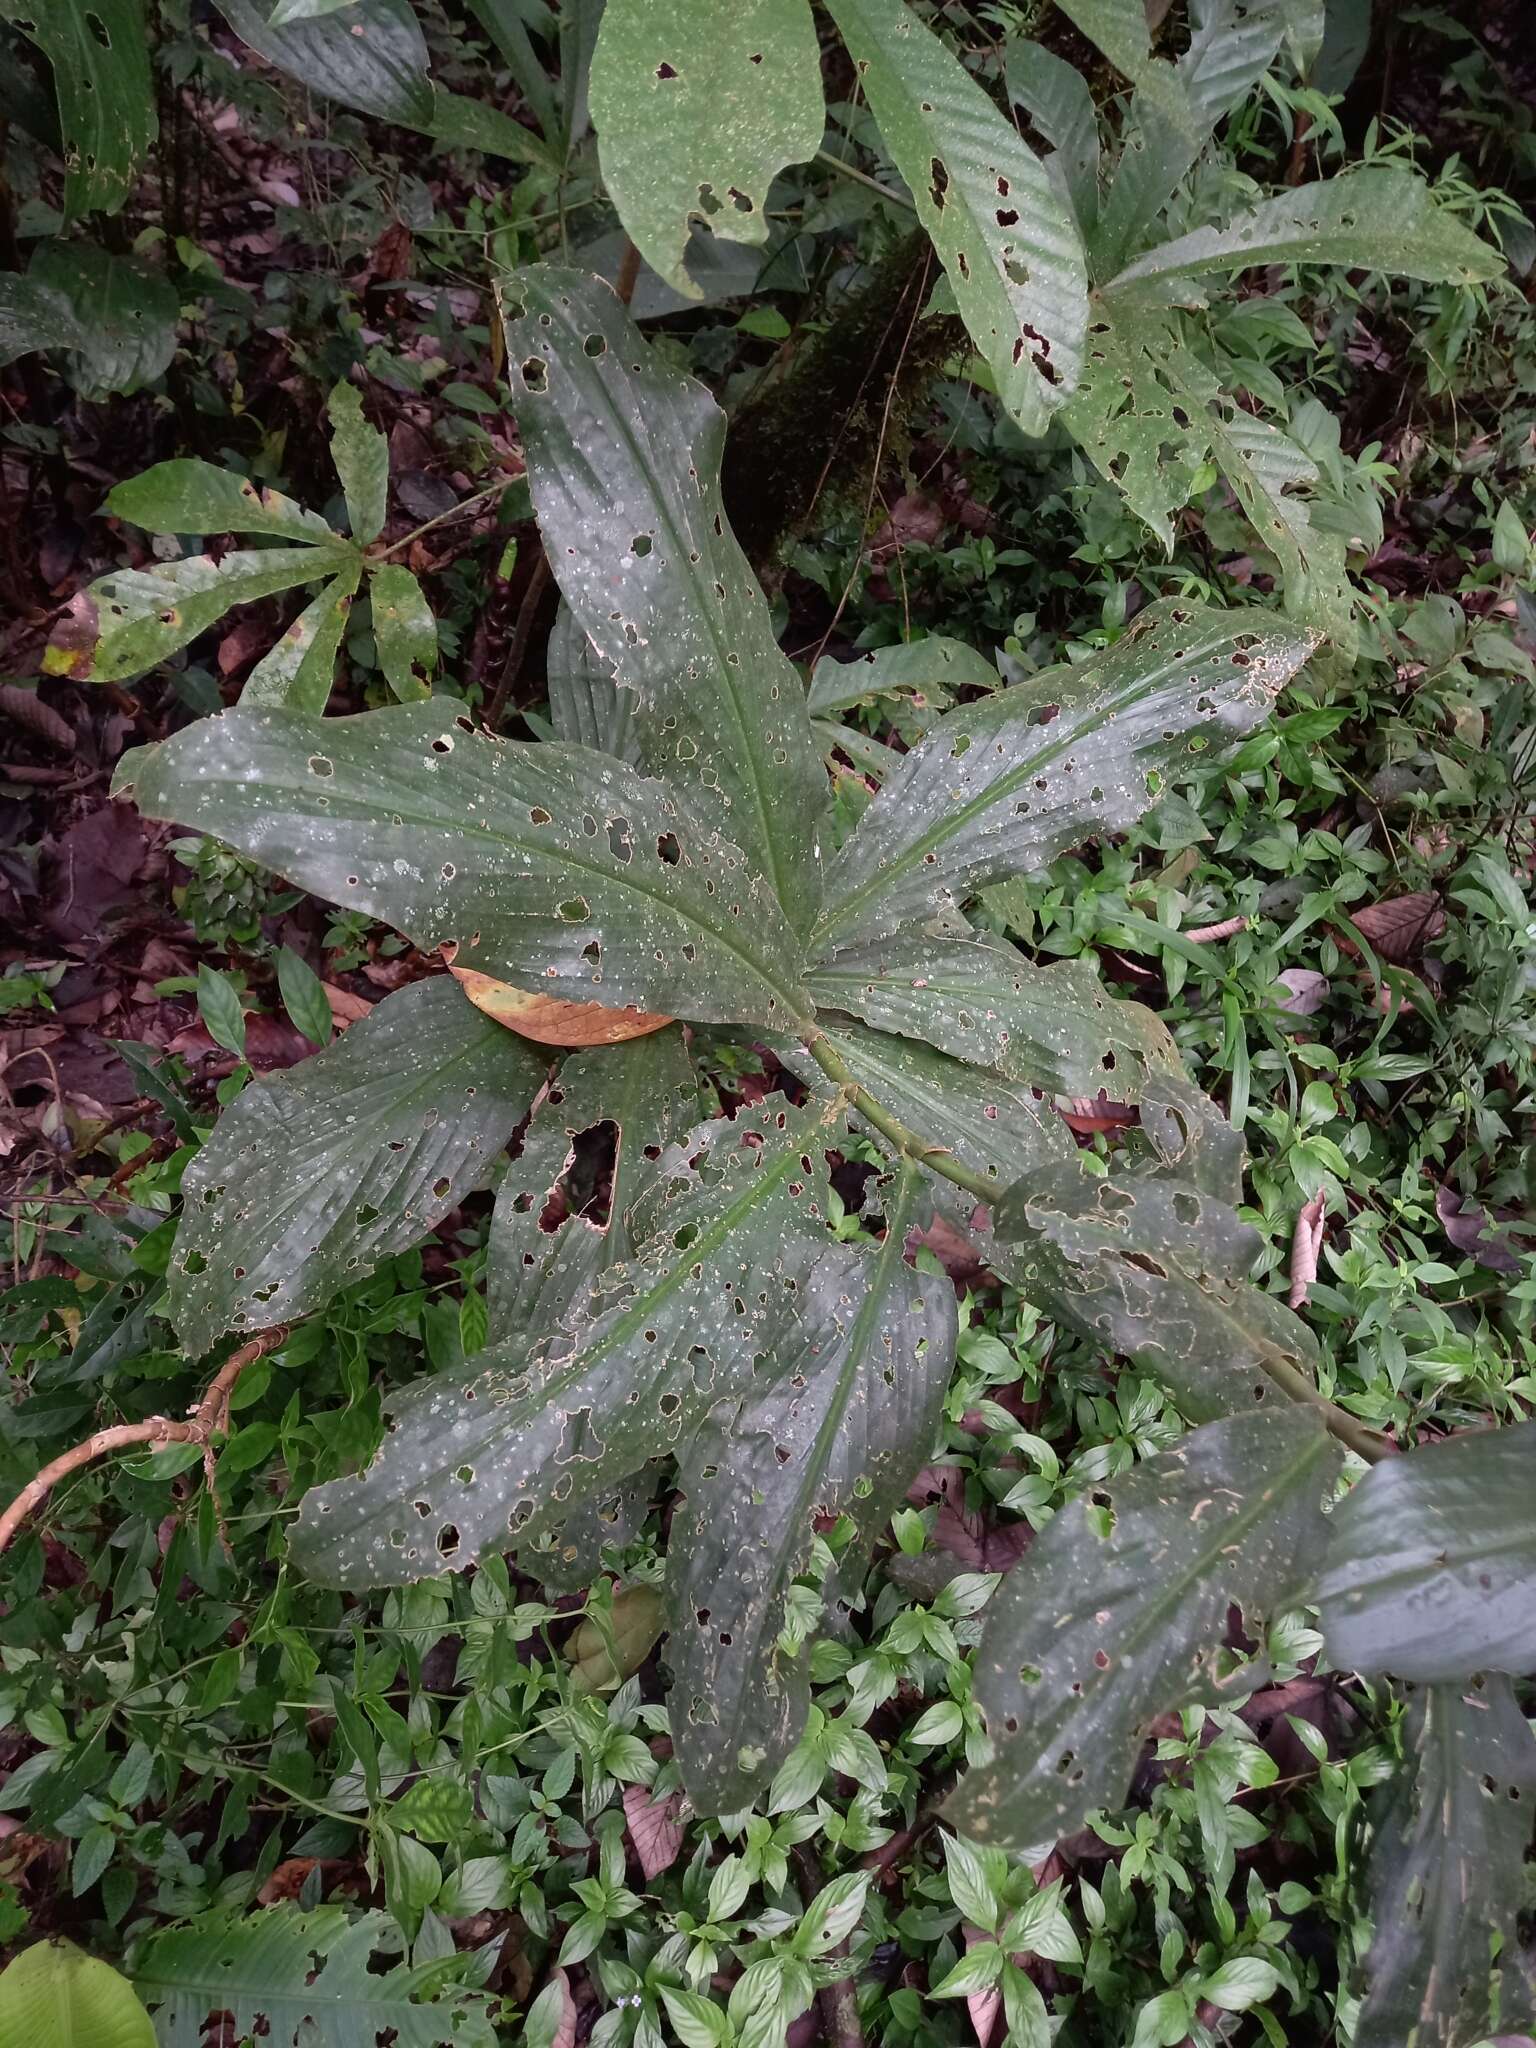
[107,459,345,545]
[242,565,361,714]
[947,1407,1337,1847]
[1,0,157,224]
[500,268,829,936]
[369,564,438,700]
[115,702,813,1030]
[327,380,390,544]
[812,600,1317,952]
[667,1162,955,1810]
[290,1097,839,1596]
[166,977,546,1358]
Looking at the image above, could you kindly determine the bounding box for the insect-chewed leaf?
[1109,167,1503,291]
[486,1032,700,1591]
[134,1904,498,2048]
[167,978,546,1358]
[991,1154,1320,1421]
[326,381,389,545]
[1,0,156,224]
[108,460,344,545]
[668,1164,955,1811]
[291,1097,838,1589]
[1351,1676,1536,2048]
[823,0,1087,437]
[241,565,361,713]
[589,0,823,301]
[213,0,436,125]
[546,601,641,764]
[1132,1068,1246,1206]
[500,267,829,936]
[812,600,1316,951]
[369,563,438,699]
[807,938,1180,1101]
[947,1407,1337,1847]
[450,966,673,1046]
[1311,1420,1536,1682]
[45,548,356,685]
[807,637,1002,718]
[117,703,813,1030]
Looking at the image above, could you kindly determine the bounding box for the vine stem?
[0,1326,289,1556]
[801,1033,1392,1465]
[372,483,506,562]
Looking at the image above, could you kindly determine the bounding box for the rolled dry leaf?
[1184,914,1248,943]
[449,961,673,1046]
[0,682,74,751]
[1288,1188,1327,1309]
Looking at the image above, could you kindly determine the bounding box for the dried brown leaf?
[1349,891,1446,963]
[1288,1188,1326,1309]
[450,963,673,1047]
[623,1782,686,1881]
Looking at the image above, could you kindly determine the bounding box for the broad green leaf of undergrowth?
[0,276,90,371]
[291,1096,838,1589]
[369,564,438,699]
[326,380,389,543]
[0,0,156,224]
[1351,1677,1536,2048]
[1311,1419,1536,1680]
[133,1906,498,2048]
[590,0,824,301]
[118,703,813,1028]
[501,268,829,937]
[1005,39,1101,237]
[807,938,1181,1101]
[668,1164,956,1809]
[1047,0,1196,141]
[166,977,545,1358]
[806,636,1002,717]
[45,548,357,684]
[545,600,641,764]
[812,599,1316,952]
[107,460,343,544]
[242,563,360,711]
[21,242,178,398]
[988,1152,1323,1422]
[1109,167,1503,290]
[0,1941,155,2048]
[824,0,1088,437]
[947,1407,1337,1846]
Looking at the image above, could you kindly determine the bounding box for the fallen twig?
[0,1326,289,1556]
[791,1843,866,2048]
[1288,1190,1327,1310]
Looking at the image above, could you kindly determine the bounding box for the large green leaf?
[546,601,641,764]
[1312,1420,1536,1681]
[0,274,89,367]
[807,938,1181,1100]
[134,1906,497,2048]
[1352,1677,1536,2048]
[242,564,361,712]
[824,0,1087,436]
[671,1174,955,1811]
[369,564,438,699]
[500,267,829,936]
[1109,168,1504,290]
[107,460,343,545]
[807,636,1001,718]
[947,1407,1337,1847]
[1047,0,1194,139]
[0,0,156,223]
[166,978,545,1358]
[118,704,814,1029]
[45,548,356,684]
[1005,39,1101,237]
[812,600,1316,952]
[589,0,824,301]
[23,241,178,398]
[487,1028,700,1332]
[326,380,390,544]
[291,1096,838,1586]
[990,1153,1322,1422]
[0,1941,155,2048]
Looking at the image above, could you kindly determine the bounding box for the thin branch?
[483,553,552,734]
[0,1326,289,1557]
[615,236,642,308]
[816,147,917,213]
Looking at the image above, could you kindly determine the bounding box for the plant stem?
[816,147,918,213]
[373,482,506,562]
[802,1033,1393,1465]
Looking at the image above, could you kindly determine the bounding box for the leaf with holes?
[327,381,390,544]
[0,0,156,223]
[1311,1420,1536,1681]
[369,564,438,700]
[500,267,828,936]
[947,1407,1337,1846]
[45,548,358,684]
[133,1905,497,2048]
[1352,1677,1536,2048]
[668,1164,955,1809]
[807,637,1002,718]
[1047,0,1195,139]
[589,0,823,301]
[290,1095,838,1586]
[812,599,1316,952]
[115,702,813,1030]
[807,937,1180,1101]
[166,977,545,1358]
[1110,167,1503,290]
[989,1153,1322,1422]
[823,0,1087,437]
